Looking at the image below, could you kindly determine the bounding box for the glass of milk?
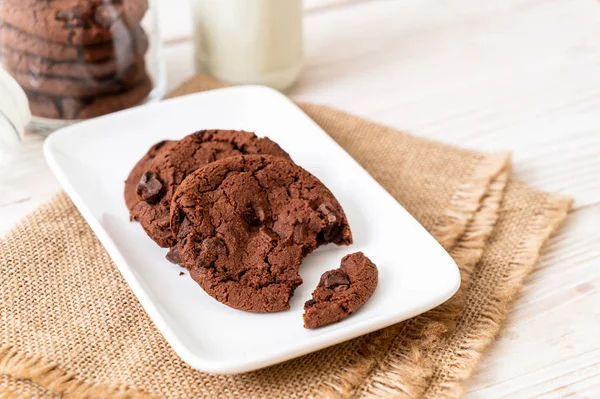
[190,0,303,91]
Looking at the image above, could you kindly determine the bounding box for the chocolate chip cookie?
[124,140,176,212]
[170,155,353,313]
[0,46,144,80]
[303,252,378,328]
[25,75,152,119]
[0,23,148,63]
[130,130,291,248]
[1,0,148,45]
[9,60,148,97]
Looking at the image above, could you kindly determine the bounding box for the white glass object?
[191,0,303,91]
[0,67,29,164]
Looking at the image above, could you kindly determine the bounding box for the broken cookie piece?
[303,252,378,329]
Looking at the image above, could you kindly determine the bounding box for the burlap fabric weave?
[0,76,572,398]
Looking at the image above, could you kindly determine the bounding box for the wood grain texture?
[1,0,599,397]
[464,205,600,398]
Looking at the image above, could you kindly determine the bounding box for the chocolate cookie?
[26,76,152,119]
[170,155,353,313]
[124,140,176,212]
[1,0,148,45]
[0,46,144,80]
[9,61,149,97]
[130,130,291,248]
[303,252,378,329]
[0,22,148,62]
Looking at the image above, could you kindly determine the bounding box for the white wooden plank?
[156,0,366,43]
[155,0,193,43]
[163,41,196,91]
[0,133,58,236]
[292,0,600,206]
[464,205,600,398]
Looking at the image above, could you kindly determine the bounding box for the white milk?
[190,0,303,91]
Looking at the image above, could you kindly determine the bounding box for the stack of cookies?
[125,130,379,329]
[0,0,152,120]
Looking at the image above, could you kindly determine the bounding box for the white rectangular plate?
[44,86,460,374]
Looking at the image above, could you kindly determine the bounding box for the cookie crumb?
[179,272,185,276]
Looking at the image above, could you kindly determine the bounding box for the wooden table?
[2,1,599,397]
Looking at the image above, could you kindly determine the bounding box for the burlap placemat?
[0,76,572,398]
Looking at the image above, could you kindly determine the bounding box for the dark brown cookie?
[26,76,152,119]
[130,130,292,248]
[303,252,378,329]
[170,155,353,313]
[0,46,144,80]
[1,0,148,45]
[0,22,148,62]
[124,140,176,212]
[8,60,149,97]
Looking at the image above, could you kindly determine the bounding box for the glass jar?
[0,0,165,133]
[0,67,29,165]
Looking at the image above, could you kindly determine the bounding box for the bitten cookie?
[130,130,291,248]
[124,140,177,212]
[303,252,378,329]
[0,0,148,45]
[170,155,353,313]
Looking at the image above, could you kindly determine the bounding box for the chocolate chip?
[179,271,185,276]
[305,299,316,308]
[323,269,350,288]
[93,4,121,29]
[334,285,348,292]
[197,237,225,269]
[137,171,163,202]
[176,216,192,241]
[317,203,341,241]
[243,205,265,226]
[55,7,91,29]
[165,247,182,265]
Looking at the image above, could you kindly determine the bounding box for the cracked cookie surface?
[303,252,377,328]
[130,130,291,248]
[170,155,353,313]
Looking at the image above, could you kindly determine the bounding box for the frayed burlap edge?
[428,153,510,252]
[320,154,511,398]
[423,193,573,399]
[0,346,153,399]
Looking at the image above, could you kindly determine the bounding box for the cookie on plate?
[303,252,378,329]
[130,130,291,248]
[124,140,177,212]
[170,155,353,313]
